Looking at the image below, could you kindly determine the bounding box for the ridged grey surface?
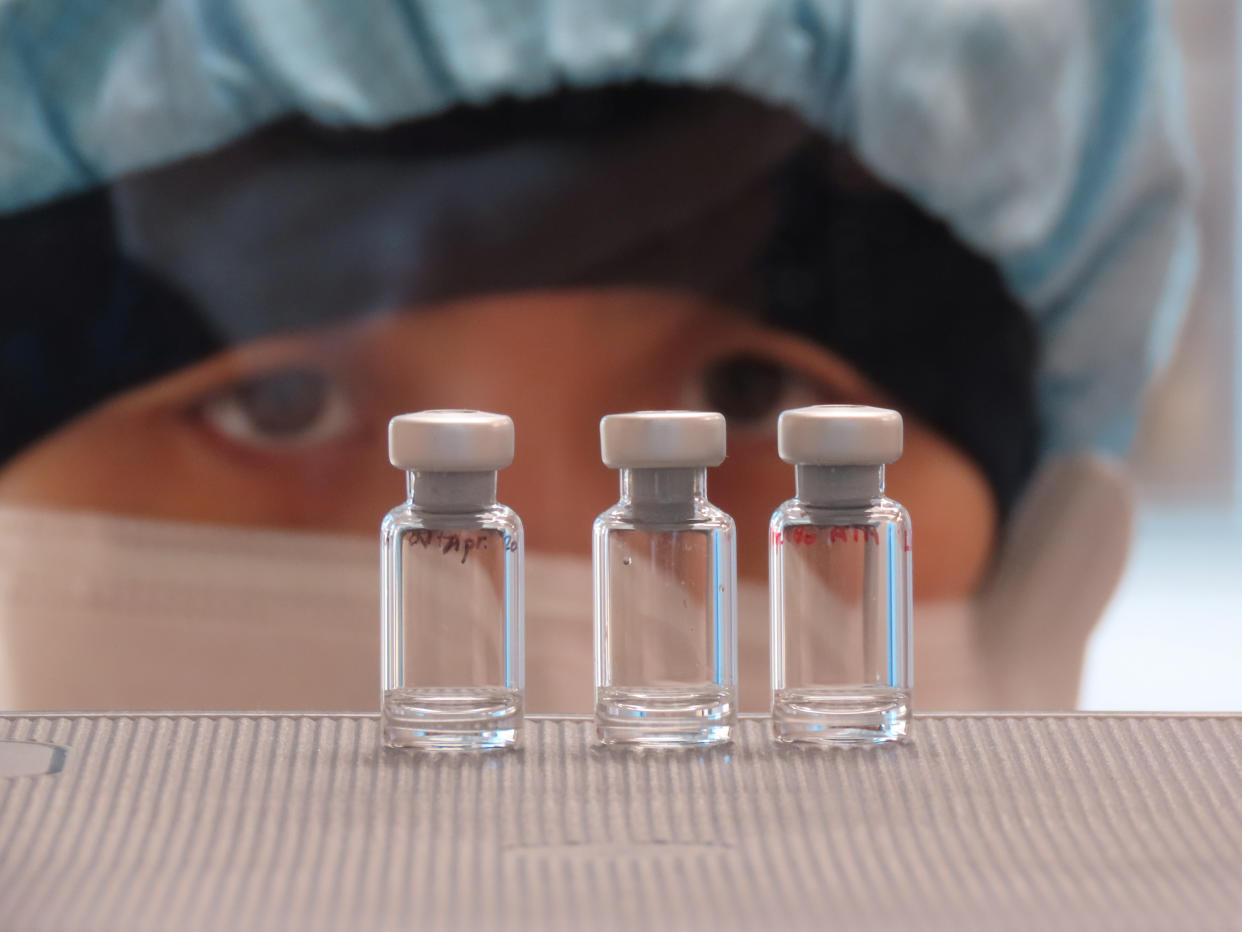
[1,714,1240,932]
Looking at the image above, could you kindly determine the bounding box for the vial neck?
[620,467,706,522]
[795,465,884,507]
[406,471,497,512]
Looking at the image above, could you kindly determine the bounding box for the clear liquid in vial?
[382,686,523,749]
[595,524,736,746]
[770,511,911,745]
[382,520,522,749]
[772,686,910,745]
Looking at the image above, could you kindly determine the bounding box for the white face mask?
[0,458,1125,713]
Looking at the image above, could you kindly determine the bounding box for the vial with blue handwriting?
[594,411,738,746]
[381,411,524,750]
[770,405,912,745]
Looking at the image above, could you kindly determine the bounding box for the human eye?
[194,366,359,451]
[686,351,826,433]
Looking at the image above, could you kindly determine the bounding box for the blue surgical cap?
[0,0,1197,456]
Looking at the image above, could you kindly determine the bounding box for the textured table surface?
[1,713,1240,932]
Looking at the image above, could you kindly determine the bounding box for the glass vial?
[594,411,738,746]
[380,410,524,750]
[770,405,912,745]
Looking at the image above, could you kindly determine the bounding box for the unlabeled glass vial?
[380,410,524,750]
[770,405,912,745]
[594,411,738,746]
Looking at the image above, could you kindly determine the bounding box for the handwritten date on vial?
[404,530,517,564]
[774,526,912,551]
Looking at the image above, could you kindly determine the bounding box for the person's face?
[0,287,996,600]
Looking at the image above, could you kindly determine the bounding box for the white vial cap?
[600,411,726,469]
[778,405,903,465]
[388,410,514,471]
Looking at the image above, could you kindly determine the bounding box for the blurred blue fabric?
[0,0,1197,456]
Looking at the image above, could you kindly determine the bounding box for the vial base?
[381,686,522,750]
[772,687,910,746]
[595,685,735,747]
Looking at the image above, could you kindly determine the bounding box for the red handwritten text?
[777,525,883,546]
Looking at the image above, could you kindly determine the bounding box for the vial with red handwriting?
[594,411,738,746]
[770,405,912,745]
[381,411,524,750]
